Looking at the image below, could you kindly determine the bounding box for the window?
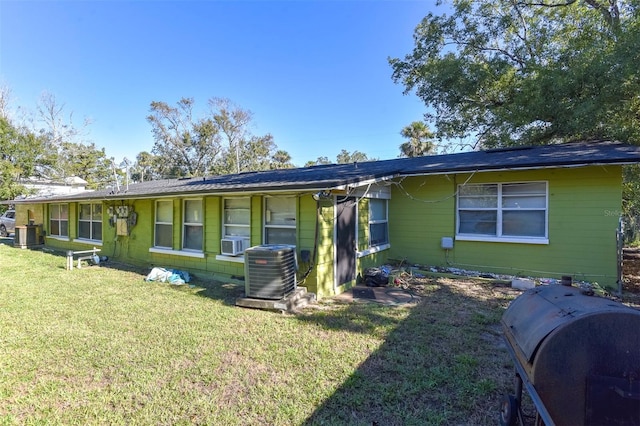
[183,199,203,251]
[49,204,68,237]
[223,198,250,238]
[457,182,547,241]
[369,198,388,246]
[264,197,296,245]
[155,200,173,248]
[78,203,102,241]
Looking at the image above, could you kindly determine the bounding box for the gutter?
[9,186,343,204]
[394,160,637,179]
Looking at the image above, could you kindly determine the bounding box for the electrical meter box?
[116,218,128,236]
[116,206,129,217]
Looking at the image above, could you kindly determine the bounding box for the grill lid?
[502,285,629,363]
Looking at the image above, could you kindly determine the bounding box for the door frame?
[333,195,358,290]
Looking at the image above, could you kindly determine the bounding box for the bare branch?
[514,0,578,7]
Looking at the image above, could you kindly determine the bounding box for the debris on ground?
[145,267,191,285]
[363,267,390,287]
[368,261,606,295]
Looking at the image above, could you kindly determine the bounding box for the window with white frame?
[457,182,548,240]
[183,199,203,251]
[264,196,296,245]
[49,204,69,237]
[155,200,173,248]
[369,198,388,246]
[78,202,102,241]
[223,198,250,238]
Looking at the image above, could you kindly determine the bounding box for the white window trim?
[222,197,251,238]
[78,202,103,242]
[149,247,205,258]
[154,200,173,249]
[73,238,103,246]
[357,243,391,258]
[49,203,69,238]
[455,235,549,245]
[182,198,203,252]
[456,181,549,244]
[263,196,297,245]
[46,235,70,242]
[215,254,245,263]
[368,198,389,248]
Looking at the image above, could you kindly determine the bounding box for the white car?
[0,209,16,237]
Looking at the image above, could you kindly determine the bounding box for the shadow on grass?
[0,236,14,246]
[298,279,516,426]
[191,279,246,306]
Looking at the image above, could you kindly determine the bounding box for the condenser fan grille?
[244,245,297,299]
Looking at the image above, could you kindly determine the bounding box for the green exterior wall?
[307,199,337,299]
[388,166,623,289]
[14,164,623,296]
[15,192,355,299]
[13,203,45,227]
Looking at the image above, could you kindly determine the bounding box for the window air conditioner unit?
[221,237,250,256]
[244,245,297,300]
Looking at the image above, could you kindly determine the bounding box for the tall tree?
[399,121,436,157]
[57,142,113,189]
[209,97,253,174]
[212,134,278,175]
[389,0,640,149]
[148,97,281,177]
[0,85,12,120]
[130,151,161,182]
[33,92,104,183]
[147,98,222,178]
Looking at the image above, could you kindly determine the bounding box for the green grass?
[0,243,519,425]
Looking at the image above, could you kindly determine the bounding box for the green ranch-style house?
[10,141,640,298]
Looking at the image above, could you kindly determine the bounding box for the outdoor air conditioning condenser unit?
[221,237,250,256]
[244,245,297,300]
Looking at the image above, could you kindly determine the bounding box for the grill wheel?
[500,394,518,426]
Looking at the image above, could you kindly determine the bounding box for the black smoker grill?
[500,285,640,426]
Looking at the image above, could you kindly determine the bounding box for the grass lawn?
[0,242,522,425]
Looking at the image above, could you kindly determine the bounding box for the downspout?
[448,174,458,266]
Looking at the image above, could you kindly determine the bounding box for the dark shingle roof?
[18,140,640,202]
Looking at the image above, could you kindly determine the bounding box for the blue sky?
[1,0,438,167]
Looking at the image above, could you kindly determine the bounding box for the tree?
[303,150,375,166]
[212,133,278,175]
[130,151,161,182]
[270,150,295,169]
[0,85,12,120]
[0,116,41,200]
[389,0,640,149]
[148,97,282,177]
[147,98,222,178]
[31,92,110,186]
[209,97,253,174]
[305,156,331,167]
[623,165,640,243]
[399,121,436,157]
[57,142,113,189]
[336,149,372,164]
